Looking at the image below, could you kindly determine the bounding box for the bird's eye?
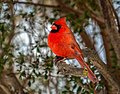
[57,25,61,28]
[54,23,61,29]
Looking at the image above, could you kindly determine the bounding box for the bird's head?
[51,17,66,33]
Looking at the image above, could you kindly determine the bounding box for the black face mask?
[51,23,61,33]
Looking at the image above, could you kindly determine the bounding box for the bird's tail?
[76,56,98,83]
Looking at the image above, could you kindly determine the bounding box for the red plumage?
[48,17,98,83]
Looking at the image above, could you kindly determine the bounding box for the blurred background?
[0,0,120,94]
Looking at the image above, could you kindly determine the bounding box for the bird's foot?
[55,56,65,63]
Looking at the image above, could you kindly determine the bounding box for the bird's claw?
[55,56,65,63]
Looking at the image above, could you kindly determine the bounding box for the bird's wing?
[66,31,84,58]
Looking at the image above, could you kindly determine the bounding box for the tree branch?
[0,69,25,94]
[108,0,120,33]
[0,0,60,8]
[56,61,84,77]
[82,48,120,94]
[0,0,105,25]
[55,61,90,92]
[99,0,120,66]
[56,0,105,25]
[55,48,120,93]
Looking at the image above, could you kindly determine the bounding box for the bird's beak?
[51,25,57,30]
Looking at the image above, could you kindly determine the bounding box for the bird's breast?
[48,32,74,58]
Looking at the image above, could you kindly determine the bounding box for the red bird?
[48,17,98,83]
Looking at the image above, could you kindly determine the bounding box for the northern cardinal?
[48,17,98,83]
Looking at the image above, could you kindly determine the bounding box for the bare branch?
[54,48,120,93]
[82,48,120,94]
[0,69,25,94]
[108,0,120,33]
[99,0,120,66]
[56,0,105,24]
[55,61,90,92]
[0,0,60,8]
[56,61,84,77]
[0,0,105,25]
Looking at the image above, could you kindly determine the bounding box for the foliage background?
[0,0,120,94]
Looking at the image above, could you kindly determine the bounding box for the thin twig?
[56,0,104,24]
[0,0,60,8]
[1,0,105,24]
